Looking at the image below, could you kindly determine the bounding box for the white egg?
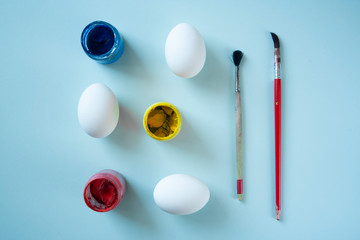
[165,23,206,78]
[78,83,119,138]
[153,174,210,215]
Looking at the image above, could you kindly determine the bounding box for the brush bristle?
[271,32,280,48]
[232,50,243,66]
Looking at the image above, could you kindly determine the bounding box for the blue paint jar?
[81,21,124,64]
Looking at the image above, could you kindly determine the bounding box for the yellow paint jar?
[143,102,182,141]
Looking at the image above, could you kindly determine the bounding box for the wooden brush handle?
[274,78,281,219]
[235,91,243,200]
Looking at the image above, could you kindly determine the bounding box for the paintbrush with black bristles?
[232,50,244,201]
[271,32,281,220]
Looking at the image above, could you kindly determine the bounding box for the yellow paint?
[147,109,166,128]
[143,102,182,141]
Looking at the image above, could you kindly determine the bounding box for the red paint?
[237,179,243,194]
[90,179,118,207]
[274,78,281,220]
[84,170,126,212]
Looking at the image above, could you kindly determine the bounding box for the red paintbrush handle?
[274,78,281,220]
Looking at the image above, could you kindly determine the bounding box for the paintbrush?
[232,50,244,201]
[271,32,281,220]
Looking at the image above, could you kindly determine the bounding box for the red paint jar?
[83,169,126,212]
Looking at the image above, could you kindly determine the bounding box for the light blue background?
[1,0,359,239]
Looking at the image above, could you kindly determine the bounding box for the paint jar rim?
[81,21,124,64]
[83,169,126,212]
[143,102,182,141]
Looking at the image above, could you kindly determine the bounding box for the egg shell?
[78,83,119,138]
[153,174,210,215]
[165,23,206,78]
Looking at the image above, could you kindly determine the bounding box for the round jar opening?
[81,21,124,64]
[144,103,182,141]
[86,24,115,55]
[83,173,123,212]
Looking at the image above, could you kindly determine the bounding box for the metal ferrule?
[235,66,240,92]
[274,48,281,79]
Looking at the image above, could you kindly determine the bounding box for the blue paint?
[81,21,124,64]
[87,25,115,55]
